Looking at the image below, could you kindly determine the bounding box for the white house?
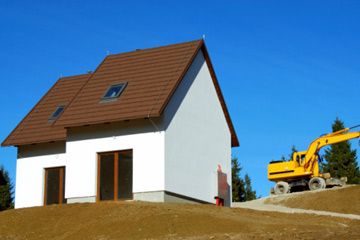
[2,40,239,208]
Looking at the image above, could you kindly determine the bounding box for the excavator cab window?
[300,155,306,165]
[296,154,306,166]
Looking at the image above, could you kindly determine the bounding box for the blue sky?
[1,1,359,198]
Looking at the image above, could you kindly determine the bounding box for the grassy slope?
[0,201,359,240]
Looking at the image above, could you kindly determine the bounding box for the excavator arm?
[303,128,360,173]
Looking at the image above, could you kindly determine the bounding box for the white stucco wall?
[65,120,165,200]
[15,120,165,208]
[15,142,67,208]
[164,50,232,205]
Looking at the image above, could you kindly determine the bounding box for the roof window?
[101,83,127,101]
[49,105,65,121]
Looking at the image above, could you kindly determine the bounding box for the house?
[2,40,239,208]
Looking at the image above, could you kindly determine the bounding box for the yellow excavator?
[268,125,360,195]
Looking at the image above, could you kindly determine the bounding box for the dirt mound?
[265,185,360,215]
[0,201,359,240]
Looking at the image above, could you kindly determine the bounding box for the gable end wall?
[164,50,232,205]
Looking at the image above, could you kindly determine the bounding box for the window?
[49,105,65,121]
[101,83,127,101]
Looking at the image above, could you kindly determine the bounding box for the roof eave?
[60,113,162,129]
[1,137,67,147]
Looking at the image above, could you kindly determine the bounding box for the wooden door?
[44,167,65,205]
[97,150,133,201]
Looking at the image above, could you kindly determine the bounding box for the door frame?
[96,150,133,202]
[44,166,65,206]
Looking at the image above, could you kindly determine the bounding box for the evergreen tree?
[289,145,298,160]
[244,174,257,201]
[322,118,360,184]
[0,166,14,211]
[280,146,297,161]
[232,158,257,201]
[231,157,245,202]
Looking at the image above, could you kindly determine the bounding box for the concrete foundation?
[134,191,210,204]
[65,191,211,205]
[67,196,96,204]
[133,191,165,202]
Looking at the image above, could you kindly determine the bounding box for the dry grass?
[0,200,359,240]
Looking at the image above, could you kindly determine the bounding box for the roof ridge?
[107,39,203,58]
[59,73,92,80]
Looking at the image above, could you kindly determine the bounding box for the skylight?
[49,105,65,121]
[102,83,127,101]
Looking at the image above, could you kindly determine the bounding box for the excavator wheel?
[274,181,290,195]
[308,177,326,191]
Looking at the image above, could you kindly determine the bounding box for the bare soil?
[0,200,359,240]
[265,185,360,215]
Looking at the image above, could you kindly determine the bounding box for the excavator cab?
[294,152,305,166]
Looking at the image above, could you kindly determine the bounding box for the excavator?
[268,125,360,195]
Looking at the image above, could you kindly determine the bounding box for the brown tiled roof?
[1,74,90,146]
[55,40,203,126]
[2,40,239,147]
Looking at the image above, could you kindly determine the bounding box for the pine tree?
[231,157,245,202]
[289,145,298,160]
[244,174,257,201]
[0,166,14,211]
[322,118,360,184]
[280,146,297,161]
[232,158,257,201]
